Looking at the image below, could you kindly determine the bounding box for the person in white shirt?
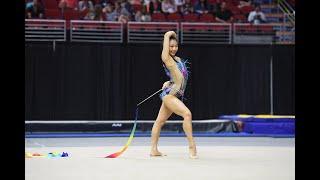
[247,4,267,24]
[174,0,185,6]
[161,0,177,14]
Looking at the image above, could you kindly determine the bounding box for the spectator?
[26,0,44,19]
[161,0,177,14]
[141,6,152,21]
[93,4,105,21]
[194,0,211,14]
[215,1,234,23]
[25,0,34,9]
[174,0,185,13]
[174,0,186,13]
[181,0,194,15]
[130,0,142,5]
[135,10,142,21]
[59,0,78,15]
[105,3,118,21]
[135,7,152,21]
[99,0,110,8]
[119,1,131,18]
[109,2,121,21]
[238,0,252,8]
[142,0,150,13]
[149,0,162,14]
[59,0,68,11]
[143,0,151,7]
[247,4,266,24]
[121,0,134,18]
[78,0,94,12]
[211,0,221,15]
[59,0,78,10]
[112,1,130,23]
[174,0,185,6]
[85,4,105,20]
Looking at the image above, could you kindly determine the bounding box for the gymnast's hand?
[162,81,171,90]
[164,31,176,38]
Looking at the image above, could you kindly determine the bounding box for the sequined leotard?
[160,57,190,101]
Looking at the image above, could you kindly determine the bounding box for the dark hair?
[200,0,208,6]
[254,3,261,8]
[94,4,103,20]
[169,35,178,43]
[160,34,179,50]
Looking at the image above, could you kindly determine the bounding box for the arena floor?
[25,137,295,180]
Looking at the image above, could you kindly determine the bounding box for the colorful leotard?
[160,57,190,101]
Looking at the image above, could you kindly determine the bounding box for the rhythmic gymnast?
[150,31,198,159]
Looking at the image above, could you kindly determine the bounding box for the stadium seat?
[167,13,182,22]
[183,13,199,22]
[42,0,59,9]
[151,13,167,22]
[45,9,62,19]
[199,14,214,22]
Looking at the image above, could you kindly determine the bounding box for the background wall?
[25,42,295,120]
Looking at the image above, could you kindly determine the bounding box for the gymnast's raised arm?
[161,31,176,66]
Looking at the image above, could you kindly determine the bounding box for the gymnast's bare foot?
[189,146,198,159]
[150,150,166,157]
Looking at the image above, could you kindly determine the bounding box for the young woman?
[150,31,198,159]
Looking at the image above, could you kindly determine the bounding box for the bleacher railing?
[25,19,66,42]
[278,0,295,25]
[278,18,295,44]
[181,23,232,44]
[127,22,179,43]
[233,23,277,44]
[25,19,295,44]
[70,20,123,43]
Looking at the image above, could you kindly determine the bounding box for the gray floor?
[25,137,295,180]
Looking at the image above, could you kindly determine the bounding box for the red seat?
[228,5,241,15]
[63,9,80,20]
[207,0,217,5]
[240,6,254,14]
[183,13,199,22]
[199,14,214,22]
[92,0,100,4]
[42,0,58,9]
[132,4,143,12]
[45,9,62,19]
[130,0,142,5]
[227,0,239,6]
[151,13,167,22]
[167,13,182,22]
[234,14,247,23]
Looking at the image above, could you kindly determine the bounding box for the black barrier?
[25,42,294,120]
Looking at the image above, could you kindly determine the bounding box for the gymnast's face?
[169,39,178,57]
